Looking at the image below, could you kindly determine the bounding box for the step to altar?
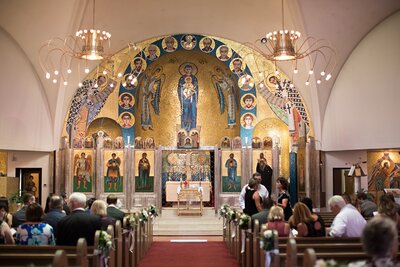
[153,207,223,236]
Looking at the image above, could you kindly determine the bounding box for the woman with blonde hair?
[90,200,116,230]
[288,202,325,237]
[265,205,290,237]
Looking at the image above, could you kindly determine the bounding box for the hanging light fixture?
[260,0,336,85]
[39,0,121,86]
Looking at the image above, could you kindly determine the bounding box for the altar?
[165,181,211,202]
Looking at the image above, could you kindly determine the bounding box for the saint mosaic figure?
[225,153,238,190]
[138,153,150,189]
[106,153,121,191]
[178,63,199,131]
[74,152,92,191]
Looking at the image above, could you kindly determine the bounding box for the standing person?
[239,172,269,209]
[16,203,55,245]
[243,178,262,216]
[56,192,101,246]
[106,195,125,223]
[12,193,35,228]
[43,195,66,234]
[256,153,273,194]
[138,153,150,189]
[328,195,366,237]
[106,153,121,191]
[225,153,238,191]
[276,177,293,221]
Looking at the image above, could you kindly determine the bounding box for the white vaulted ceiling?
[0,0,399,151]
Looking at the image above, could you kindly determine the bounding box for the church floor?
[153,235,223,241]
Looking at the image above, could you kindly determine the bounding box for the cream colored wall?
[0,28,53,151]
[7,151,51,206]
[322,11,400,151]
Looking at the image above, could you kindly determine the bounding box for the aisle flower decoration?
[227,208,239,222]
[219,204,230,218]
[147,205,159,218]
[239,213,251,229]
[126,213,137,230]
[315,259,366,267]
[97,230,113,251]
[138,208,149,222]
[260,229,276,252]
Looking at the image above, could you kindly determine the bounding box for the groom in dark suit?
[106,194,125,223]
[56,192,101,246]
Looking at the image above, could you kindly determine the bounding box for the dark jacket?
[107,206,125,223]
[12,206,27,228]
[56,209,101,246]
[43,209,66,233]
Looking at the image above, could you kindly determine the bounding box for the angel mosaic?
[369,153,400,191]
[139,66,166,130]
[211,67,239,128]
[73,151,93,192]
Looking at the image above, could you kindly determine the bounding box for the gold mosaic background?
[0,151,7,176]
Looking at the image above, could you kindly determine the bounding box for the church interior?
[0,1,400,264]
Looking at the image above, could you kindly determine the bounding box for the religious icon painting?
[119,112,135,129]
[84,136,94,148]
[162,36,178,52]
[220,136,231,149]
[104,137,113,149]
[199,37,215,53]
[216,45,232,61]
[230,58,246,77]
[238,74,255,91]
[72,149,94,193]
[251,137,262,149]
[114,136,124,149]
[263,137,273,149]
[73,137,83,149]
[266,73,281,91]
[241,113,256,129]
[130,57,147,77]
[122,74,137,89]
[104,150,124,193]
[135,150,155,193]
[119,93,135,109]
[221,150,241,193]
[146,44,161,61]
[180,34,197,50]
[241,93,257,110]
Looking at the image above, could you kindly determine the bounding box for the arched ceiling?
[0,0,399,147]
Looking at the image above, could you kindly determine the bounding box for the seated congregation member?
[377,194,400,230]
[356,192,377,218]
[243,178,263,216]
[60,193,70,215]
[44,193,55,213]
[301,197,326,231]
[0,196,13,226]
[91,200,116,230]
[43,195,65,233]
[328,195,366,237]
[12,193,35,228]
[276,177,292,221]
[106,194,125,223]
[0,217,14,244]
[265,206,291,237]
[86,197,96,214]
[239,172,269,210]
[361,216,400,267]
[252,197,273,225]
[288,202,325,237]
[56,192,101,246]
[16,203,55,245]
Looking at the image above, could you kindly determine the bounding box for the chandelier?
[39,0,116,86]
[260,0,336,86]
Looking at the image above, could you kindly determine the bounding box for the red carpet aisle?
[139,241,238,267]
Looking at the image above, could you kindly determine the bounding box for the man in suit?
[12,193,35,228]
[56,192,101,245]
[43,195,65,233]
[106,194,125,223]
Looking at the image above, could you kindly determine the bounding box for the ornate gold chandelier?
[260,0,336,85]
[39,0,115,86]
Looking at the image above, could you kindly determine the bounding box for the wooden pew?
[114,220,123,267]
[0,238,89,267]
[303,249,316,267]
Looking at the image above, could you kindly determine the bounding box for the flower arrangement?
[315,259,366,267]
[226,208,239,222]
[239,213,251,229]
[260,229,276,252]
[138,208,149,222]
[147,205,158,218]
[126,213,137,230]
[98,230,113,252]
[219,204,230,218]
